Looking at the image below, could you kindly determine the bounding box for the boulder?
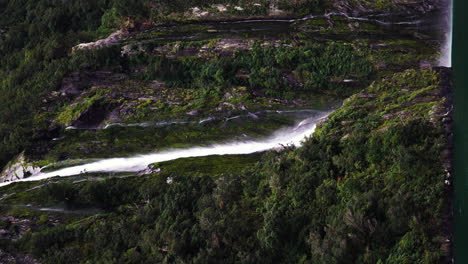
[0,152,41,183]
[72,30,128,51]
[137,164,161,176]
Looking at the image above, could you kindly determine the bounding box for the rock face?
[137,164,161,176]
[0,152,41,183]
[71,102,119,129]
[57,71,127,98]
[72,30,128,51]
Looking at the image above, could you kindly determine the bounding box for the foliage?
[131,41,373,98]
[0,69,447,263]
[0,0,447,262]
[55,88,109,125]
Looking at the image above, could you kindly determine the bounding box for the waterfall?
[0,112,330,187]
[439,0,453,67]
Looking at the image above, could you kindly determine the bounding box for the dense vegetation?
[0,0,368,168]
[129,41,373,97]
[0,0,449,263]
[0,69,449,263]
[0,0,437,168]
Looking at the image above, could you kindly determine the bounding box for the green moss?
[55,89,110,125]
[156,153,262,176]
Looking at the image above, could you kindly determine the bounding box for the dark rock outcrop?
[71,102,119,129]
[58,71,127,98]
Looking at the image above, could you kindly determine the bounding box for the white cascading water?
[439,0,453,67]
[0,112,330,187]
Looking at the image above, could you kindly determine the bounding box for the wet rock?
[212,4,227,12]
[104,103,137,124]
[382,110,410,120]
[137,164,161,176]
[315,116,329,128]
[340,133,351,141]
[71,102,119,129]
[200,39,252,56]
[187,109,201,116]
[247,112,259,119]
[138,96,158,101]
[268,4,286,16]
[73,30,128,51]
[442,116,452,124]
[121,43,148,56]
[224,92,233,99]
[216,102,236,111]
[341,120,352,125]
[429,96,451,125]
[192,7,210,17]
[356,92,376,99]
[106,107,125,123]
[0,152,41,183]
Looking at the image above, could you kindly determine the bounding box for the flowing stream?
[0,112,330,187]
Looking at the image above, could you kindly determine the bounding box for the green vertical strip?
[454,0,468,262]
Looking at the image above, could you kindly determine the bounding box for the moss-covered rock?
[0,152,41,184]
